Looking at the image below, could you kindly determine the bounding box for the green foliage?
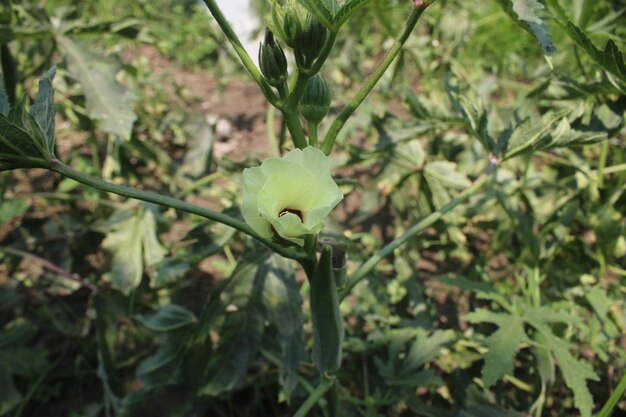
[57,37,137,139]
[1,0,625,416]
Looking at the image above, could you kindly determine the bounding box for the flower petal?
[242,166,273,238]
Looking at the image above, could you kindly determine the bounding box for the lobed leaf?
[28,67,56,157]
[57,36,137,139]
[466,309,530,388]
[565,21,626,85]
[494,0,556,56]
[532,323,599,417]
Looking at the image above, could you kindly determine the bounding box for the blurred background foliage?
[0,0,625,416]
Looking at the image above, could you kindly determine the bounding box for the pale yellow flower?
[242,147,343,246]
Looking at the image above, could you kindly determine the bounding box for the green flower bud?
[258,30,288,88]
[241,147,343,246]
[295,16,328,71]
[300,74,331,124]
[282,0,305,48]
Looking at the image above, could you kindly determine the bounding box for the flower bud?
[282,0,305,48]
[294,16,328,71]
[300,74,331,124]
[259,30,288,88]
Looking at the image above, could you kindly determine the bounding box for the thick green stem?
[308,121,319,147]
[326,380,339,417]
[293,377,335,417]
[340,170,491,300]
[202,0,279,105]
[597,371,626,417]
[596,140,609,188]
[321,4,432,154]
[281,32,337,149]
[284,110,308,149]
[49,159,306,261]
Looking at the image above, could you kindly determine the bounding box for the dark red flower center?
[279,208,303,221]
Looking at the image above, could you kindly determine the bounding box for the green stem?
[281,31,337,149]
[49,159,306,261]
[597,371,626,417]
[321,4,432,155]
[284,110,308,149]
[597,141,609,188]
[293,377,335,417]
[308,121,319,147]
[202,0,279,105]
[339,170,491,300]
[1,44,17,105]
[326,380,339,417]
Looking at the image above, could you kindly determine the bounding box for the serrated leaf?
[532,323,599,417]
[501,109,570,160]
[334,0,372,28]
[402,329,456,373]
[57,36,136,139]
[453,94,493,153]
[424,161,472,208]
[28,67,56,156]
[495,0,556,56]
[296,0,335,29]
[198,246,271,395]
[101,205,166,294]
[0,96,50,165]
[138,304,197,332]
[466,309,530,387]
[565,21,626,85]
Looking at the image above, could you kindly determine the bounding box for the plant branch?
[1,246,98,292]
[597,371,626,417]
[202,0,279,105]
[293,376,336,417]
[340,169,491,300]
[49,159,307,261]
[321,3,434,154]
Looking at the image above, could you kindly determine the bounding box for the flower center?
[279,208,303,222]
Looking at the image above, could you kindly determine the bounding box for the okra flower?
[242,147,343,246]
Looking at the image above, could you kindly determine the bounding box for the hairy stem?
[293,377,335,417]
[49,159,306,261]
[321,3,434,154]
[202,0,279,105]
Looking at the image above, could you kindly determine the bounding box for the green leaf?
[0,74,8,116]
[494,0,556,56]
[533,323,599,417]
[0,94,51,165]
[424,161,471,208]
[262,254,304,400]
[100,205,166,294]
[452,94,493,153]
[197,246,271,395]
[57,36,136,139]
[28,67,56,156]
[402,329,456,373]
[136,345,182,387]
[137,304,197,332]
[565,21,626,85]
[296,0,335,29]
[466,310,530,388]
[501,109,570,160]
[334,0,372,28]
[0,366,21,415]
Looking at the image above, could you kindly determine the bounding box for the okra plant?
[1,0,625,416]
